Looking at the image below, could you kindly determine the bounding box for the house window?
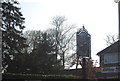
[104,53,118,64]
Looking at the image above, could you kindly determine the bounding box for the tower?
[76,25,91,58]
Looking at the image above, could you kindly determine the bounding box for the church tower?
[76,25,91,58]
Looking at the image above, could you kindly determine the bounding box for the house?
[97,40,120,79]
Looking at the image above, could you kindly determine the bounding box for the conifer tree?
[1,0,27,73]
[24,31,63,74]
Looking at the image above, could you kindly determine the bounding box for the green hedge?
[2,73,80,79]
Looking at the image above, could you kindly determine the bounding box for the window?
[104,53,118,64]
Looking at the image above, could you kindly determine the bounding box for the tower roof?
[77,25,89,34]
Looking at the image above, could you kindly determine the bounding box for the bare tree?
[23,30,42,53]
[65,53,80,69]
[50,16,76,68]
[105,35,118,46]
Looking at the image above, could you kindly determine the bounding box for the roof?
[77,25,88,34]
[97,40,120,55]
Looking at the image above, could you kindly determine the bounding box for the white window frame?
[104,53,119,64]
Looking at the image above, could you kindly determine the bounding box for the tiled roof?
[97,40,120,55]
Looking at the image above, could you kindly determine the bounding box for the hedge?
[2,73,81,79]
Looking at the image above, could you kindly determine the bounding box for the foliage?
[2,72,80,79]
[1,0,28,73]
[24,31,63,74]
[79,58,96,79]
[86,59,96,79]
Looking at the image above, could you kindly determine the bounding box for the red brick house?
[97,40,120,79]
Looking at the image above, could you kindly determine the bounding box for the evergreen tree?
[1,0,27,73]
[26,32,63,74]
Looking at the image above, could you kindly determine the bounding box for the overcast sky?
[18,0,118,67]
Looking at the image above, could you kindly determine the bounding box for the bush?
[2,73,80,79]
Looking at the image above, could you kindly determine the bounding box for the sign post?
[114,0,120,39]
[0,29,1,81]
[114,0,120,3]
[82,57,87,79]
[76,26,91,79]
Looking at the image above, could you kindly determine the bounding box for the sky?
[18,0,119,67]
